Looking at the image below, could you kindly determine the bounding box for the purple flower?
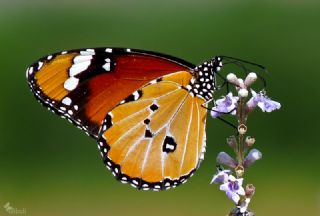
[220,175,245,204]
[243,149,262,168]
[211,92,239,118]
[210,169,231,184]
[216,152,238,169]
[247,90,281,112]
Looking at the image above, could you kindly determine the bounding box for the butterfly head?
[189,56,223,101]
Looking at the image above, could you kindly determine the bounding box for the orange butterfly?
[26,48,223,191]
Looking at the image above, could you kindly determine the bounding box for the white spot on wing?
[28,67,34,75]
[38,61,43,70]
[62,97,72,106]
[105,48,112,53]
[80,49,95,55]
[69,61,91,76]
[154,185,161,189]
[133,91,140,100]
[150,80,157,84]
[73,55,93,64]
[165,144,175,150]
[64,77,79,91]
[102,62,110,71]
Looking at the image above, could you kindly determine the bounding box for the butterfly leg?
[214,72,230,94]
[201,102,237,130]
[216,116,237,130]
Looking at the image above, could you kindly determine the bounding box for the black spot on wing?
[162,136,177,153]
[105,113,113,129]
[149,104,159,111]
[124,90,143,103]
[144,129,153,138]
[143,118,150,125]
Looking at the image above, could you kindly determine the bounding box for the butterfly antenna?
[219,55,267,72]
[219,55,268,89]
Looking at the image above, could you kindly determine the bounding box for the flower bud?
[238,88,248,98]
[237,78,245,89]
[216,152,238,168]
[227,135,238,151]
[226,73,238,84]
[245,136,256,147]
[245,184,255,198]
[238,124,247,135]
[235,165,244,177]
[243,149,262,168]
[244,72,257,87]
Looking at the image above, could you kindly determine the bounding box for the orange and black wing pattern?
[97,71,208,190]
[27,47,223,191]
[26,48,194,139]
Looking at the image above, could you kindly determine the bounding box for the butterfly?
[26,48,224,191]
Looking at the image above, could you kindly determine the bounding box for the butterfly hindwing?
[98,71,207,190]
[26,48,194,139]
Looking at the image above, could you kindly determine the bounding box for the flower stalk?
[210,71,281,215]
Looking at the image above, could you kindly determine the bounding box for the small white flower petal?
[219,183,229,191]
[211,173,227,184]
[237,186,246,196]
[211,170,231,184]
[228,175,236,182]
[210,170,231,184]
[237,178,244,186]
[227,191,240,204]
[251,89,257,96]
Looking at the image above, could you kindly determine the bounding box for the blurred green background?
[0,0,319,215]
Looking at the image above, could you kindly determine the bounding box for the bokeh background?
[0,0,319,215]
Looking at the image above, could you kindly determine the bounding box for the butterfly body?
[26,48,223,191]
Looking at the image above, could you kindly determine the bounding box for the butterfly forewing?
[98,71,207,190]
[26,48,194,138]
